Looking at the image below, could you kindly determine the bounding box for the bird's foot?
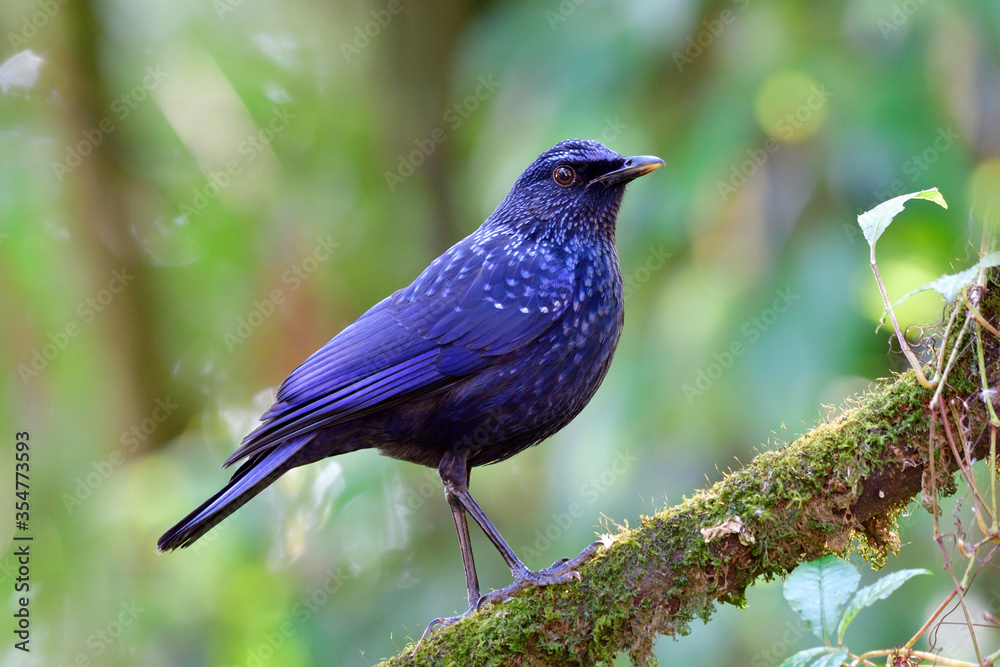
[424,612,466,632]
[413,541,603,654]
[415,609,472,653]
[477,540,603,608]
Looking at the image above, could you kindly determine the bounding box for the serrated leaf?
[784,556,860,642]
[836,568,931,642]
[857,188,948,249]
[889,250,1000,309]
[810,648,849,667]
[897,266,980,304]
[777,646,836,667]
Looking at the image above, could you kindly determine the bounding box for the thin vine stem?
[870,250,936,388]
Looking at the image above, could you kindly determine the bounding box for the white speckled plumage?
[158,139,663,554]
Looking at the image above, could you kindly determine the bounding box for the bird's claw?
[474,569,580,609]
[540,540,602,575]
[416,541,605,653]
[413,610,473,655]
[476,540,603,609]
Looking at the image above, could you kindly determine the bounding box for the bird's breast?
[463,247,623,463]
[380,239,625,468]
[548,250,623,383]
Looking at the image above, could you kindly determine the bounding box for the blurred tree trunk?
[382,0,483,252]
[54,0,194,449]
[379,271,999,666]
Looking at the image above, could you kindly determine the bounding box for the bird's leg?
[418,450,481,641]
[438,450,604,608]
[417,450,604,648]
[417,492,482,644]
[437,448,480,608]
[447,484,481,608]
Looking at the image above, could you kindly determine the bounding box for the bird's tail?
[157,435,311,551]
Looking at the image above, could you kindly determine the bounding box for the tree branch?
[379,273,998,667]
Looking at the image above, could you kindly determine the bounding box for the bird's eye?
[553,165,575,186]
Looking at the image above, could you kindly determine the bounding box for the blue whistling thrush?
[158,139,664,623]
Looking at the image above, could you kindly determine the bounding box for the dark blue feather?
[224,231,572,467]
[159,138,664,557]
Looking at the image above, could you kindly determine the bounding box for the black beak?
[589,155,665,188]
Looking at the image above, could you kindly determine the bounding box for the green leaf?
[811,648,849,667]
[783,556,860,642]
[777,646,837,667]
[890,250,1000,308]
[836,568,931,642]
[899,266,980,304]
[857,187,948,249]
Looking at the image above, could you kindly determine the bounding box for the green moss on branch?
[379,274,997,667]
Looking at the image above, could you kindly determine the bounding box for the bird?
[158,138,664,623]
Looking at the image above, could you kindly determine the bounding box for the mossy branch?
[379,273,998,667]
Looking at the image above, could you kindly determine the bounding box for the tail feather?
[157,435,310,551]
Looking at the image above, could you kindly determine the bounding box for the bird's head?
[487,139,664,241]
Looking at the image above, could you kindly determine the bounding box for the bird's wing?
[224,232,573,467]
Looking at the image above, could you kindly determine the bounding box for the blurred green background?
[1,0,999,664]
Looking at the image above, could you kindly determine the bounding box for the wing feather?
[225,230,573,467]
